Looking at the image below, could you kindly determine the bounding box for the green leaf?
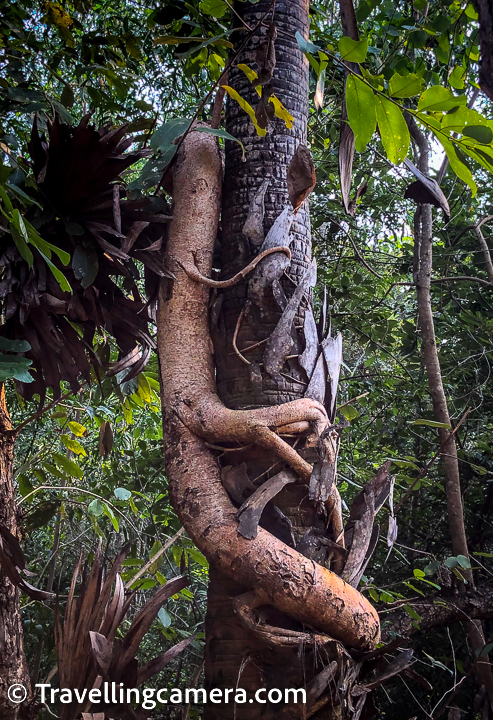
[413,568,425,578]
[0,338,30,352]
[295,30,321,55]
[52,452,83,479]
[376,96,410,164]
[388,72,425,98]
[369,588,379,602]
[195,126,245,159]
[72,245,99,288]
[339,36,368,62]
[199,0,228,17]
[68,421,87,437]
[448,65,465,90]
[158,607,172,627]
[346,75,376,152]
[37,249,72,293]
[339,404,360,421]
[61,434,86,456]
[42,462,69,481]
[88,498,104,516]
[186,547,209,567]
[222,86,266,136]
[0,354,34,383]
[438,134,477,196]
[404,604,421,621]
[463,125,493,144]
[379,591,395,603]
[408,419,451,428]
[114,487,132,501]
[9,219,34,267]
[444,556,458,570]
[150,118,192,152]
[417,86,467,112]
[18,474,34,498]
[457,554,471,570]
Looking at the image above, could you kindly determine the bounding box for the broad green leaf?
[413,568,425,578]
[222,86,266,136]
[18,474,34,497]
[61,434,86,456]
[72,245,99,288]
[339,404,359,421]
[42,462,69,481]
[346,75,376,152]
[0,338,30,352]
[339,36,368,62]
[409,418,451,428]
[158,607,172,627]
[417,86,467,112]
[404,604,421,621]
[388,72,425,98]
[448,65,465,90]
[295,30,321,55]
[150,119,192,152]
[463,125,493,144]
[52,452,83,478]
[195,126,245,159]
[26,223,71,265]
[114,487,132,501]
[438,134,477,196]
[456,554,471,570]
[376,96,410,164]
[68,421,87,437]
[88,498,104,516]
[199,0,228,17]
[186,547,209,567]
[0,353,34,383]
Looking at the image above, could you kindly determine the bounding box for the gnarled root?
[157,129,380,651]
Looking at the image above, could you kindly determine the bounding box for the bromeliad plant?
[0,115,174,401]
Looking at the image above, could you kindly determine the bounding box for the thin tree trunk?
[414,138,493,711]
[0,386,31,720]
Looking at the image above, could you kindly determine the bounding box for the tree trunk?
[207,1,348,717]
[0,386,31,720]
[413,135,493,711]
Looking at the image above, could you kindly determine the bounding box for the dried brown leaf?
[287,144,316,212]
[98,421,114,457]
[256,22,277,86]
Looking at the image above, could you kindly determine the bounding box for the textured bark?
[0,387,31,720]
[205,1,360,717]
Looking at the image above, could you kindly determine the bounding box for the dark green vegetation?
[1,0,493,717]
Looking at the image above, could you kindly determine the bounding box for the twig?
[338,391,369,409]
[125,527,185,590]
[430,275,493,288]
[394,406,472,515]
[232,306,251,365]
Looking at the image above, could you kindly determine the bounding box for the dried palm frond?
[0,114,173,401]
[54,542,191,719]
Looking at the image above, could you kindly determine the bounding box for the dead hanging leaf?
[404,159,451,222]
[287,144,316,212]
[256,22,277,86]
[236,469,297,540]
[255,85,275,130]
[348,178,368,216]
[242,179,270,248]
[98,421,114,457]
[339,117,355,215]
